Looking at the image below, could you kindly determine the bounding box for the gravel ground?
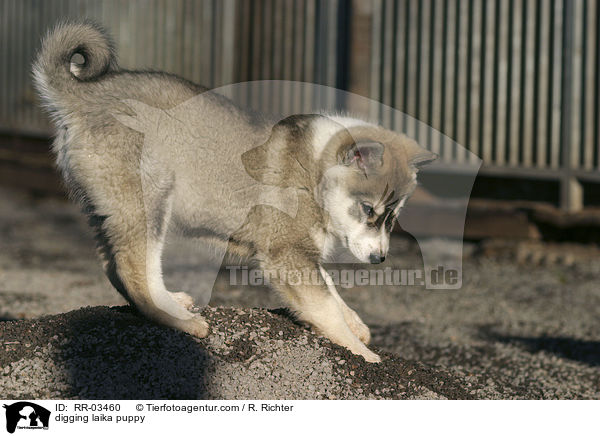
[0,306,469,399]
[0,188,599,399]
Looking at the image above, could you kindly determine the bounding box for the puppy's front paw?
[354,347,381,363]
[325,334,381,363]
[343,308,371,345]
[345,342,381,363]
[362,350,381,363]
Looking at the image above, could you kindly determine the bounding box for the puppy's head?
[314,116,436,263]
[241,114,436,263]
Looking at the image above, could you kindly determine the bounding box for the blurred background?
[1,0,600,215]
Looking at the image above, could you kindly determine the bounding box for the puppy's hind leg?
[170,291,196,311]
[99,180,209,338]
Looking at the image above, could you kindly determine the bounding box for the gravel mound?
[0,306,473,400]
[1,188,599,399]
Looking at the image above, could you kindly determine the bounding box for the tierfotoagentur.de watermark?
[226,265,460,289]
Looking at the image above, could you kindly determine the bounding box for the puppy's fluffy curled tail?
[33,20,116,105]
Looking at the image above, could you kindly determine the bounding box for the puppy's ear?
[402,137,438,169]
[338,141,385,170]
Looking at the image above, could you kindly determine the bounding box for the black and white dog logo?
[3,402,50,433]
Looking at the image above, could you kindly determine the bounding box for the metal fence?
[233,0,345,111]
[368,0,600,210]
[0,0,344,136]
[1,0,599,209]
[1,0,239,136]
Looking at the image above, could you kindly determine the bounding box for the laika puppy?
[33,21,435,362]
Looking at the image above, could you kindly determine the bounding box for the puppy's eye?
[361,202,374,218]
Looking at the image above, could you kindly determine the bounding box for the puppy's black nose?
[369,253,385,264]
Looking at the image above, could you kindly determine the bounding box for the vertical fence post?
[559,0,583,211]
[346,0,374,115]
[221,0,236,86]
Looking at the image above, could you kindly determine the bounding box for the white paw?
[344,308,371,345]
[179,315,210,338]
[362,349,382,363]
[170,291,196,310]
[348,343,381,363]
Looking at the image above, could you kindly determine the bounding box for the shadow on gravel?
[480,327,600,367]
[59,306,211,399]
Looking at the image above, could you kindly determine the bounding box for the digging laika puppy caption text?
[53,403,144,425]
[49,402,294,426]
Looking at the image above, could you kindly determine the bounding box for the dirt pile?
[0,305,473,399]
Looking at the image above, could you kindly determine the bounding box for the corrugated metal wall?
[0,0,343,136]
[0,0,237,136]
[1,0,599,208]
[369,0,600,178]
[232,0,345,114]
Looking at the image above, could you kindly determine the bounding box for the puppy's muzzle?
[369,253,385,264]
